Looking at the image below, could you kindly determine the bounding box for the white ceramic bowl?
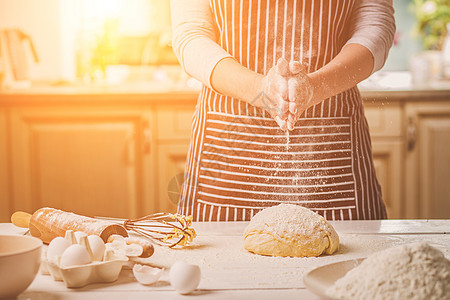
[0,235,42,299]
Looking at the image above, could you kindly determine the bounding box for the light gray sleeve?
[170,0,233,89]
[344,0,396,73]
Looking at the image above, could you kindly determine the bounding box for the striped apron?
[177,0,387,221]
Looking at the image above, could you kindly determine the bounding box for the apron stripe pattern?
[178,0,387,221]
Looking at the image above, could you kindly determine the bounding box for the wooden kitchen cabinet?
[364,103,404,219]
[405,102,450,219]
[155,105,195,214]
[156,105,195,141]
[0,108,10,222]
[9,105,154,219]
[0,91,198,223]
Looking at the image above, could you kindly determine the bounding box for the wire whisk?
[96,213,196,248]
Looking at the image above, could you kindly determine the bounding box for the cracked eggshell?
[169,261,201,294]
[125,243,143,257]
[107,235,126,245]
[105,237,142,258]
[132,264,164,285]
[105,240,126,256]
[104,249,122,261]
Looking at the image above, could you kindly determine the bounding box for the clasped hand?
[259,58,314,131]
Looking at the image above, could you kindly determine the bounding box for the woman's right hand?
[286,61,314,130]
[257,58,291,130]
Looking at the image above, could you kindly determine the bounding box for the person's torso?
[210,0,356,74]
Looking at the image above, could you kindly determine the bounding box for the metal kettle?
[0,28,39,88]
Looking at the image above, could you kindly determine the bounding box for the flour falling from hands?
[285,130,290,151]
[326,242,450,300]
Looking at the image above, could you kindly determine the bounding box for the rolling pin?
[11,207,154,258]
[11,207,128,244]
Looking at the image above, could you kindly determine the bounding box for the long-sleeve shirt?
[170,0,396,90]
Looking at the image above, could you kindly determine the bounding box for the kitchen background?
[0,0,449,222]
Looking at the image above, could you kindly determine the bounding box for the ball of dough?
[243,204,339,257]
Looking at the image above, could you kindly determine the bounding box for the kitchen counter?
[359,72,450,101]
[0,72,450,105]
[1,220,449,300]
[0,81,201,105]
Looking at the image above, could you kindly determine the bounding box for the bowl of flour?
[304,242,450,300]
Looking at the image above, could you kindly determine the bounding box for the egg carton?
[41,230,135,288]
[40,231,199,293]
[44,255,128,288]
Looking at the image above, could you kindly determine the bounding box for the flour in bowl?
[327,242,450,300]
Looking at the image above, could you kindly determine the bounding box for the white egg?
[47,237,71,260]
[74,231,87,243]
[87,235,106,261]
[60,244,91,268]
[169,261,201,294]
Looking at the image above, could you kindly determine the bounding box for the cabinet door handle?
[407,117,416,151]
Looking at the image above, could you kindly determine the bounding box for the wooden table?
[2,220,449,300]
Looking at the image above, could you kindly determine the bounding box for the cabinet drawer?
[364,103,403,137]
[156,106,196,141]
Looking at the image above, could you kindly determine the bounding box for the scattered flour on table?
[327,242,450,300]
[141,233,395,290]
